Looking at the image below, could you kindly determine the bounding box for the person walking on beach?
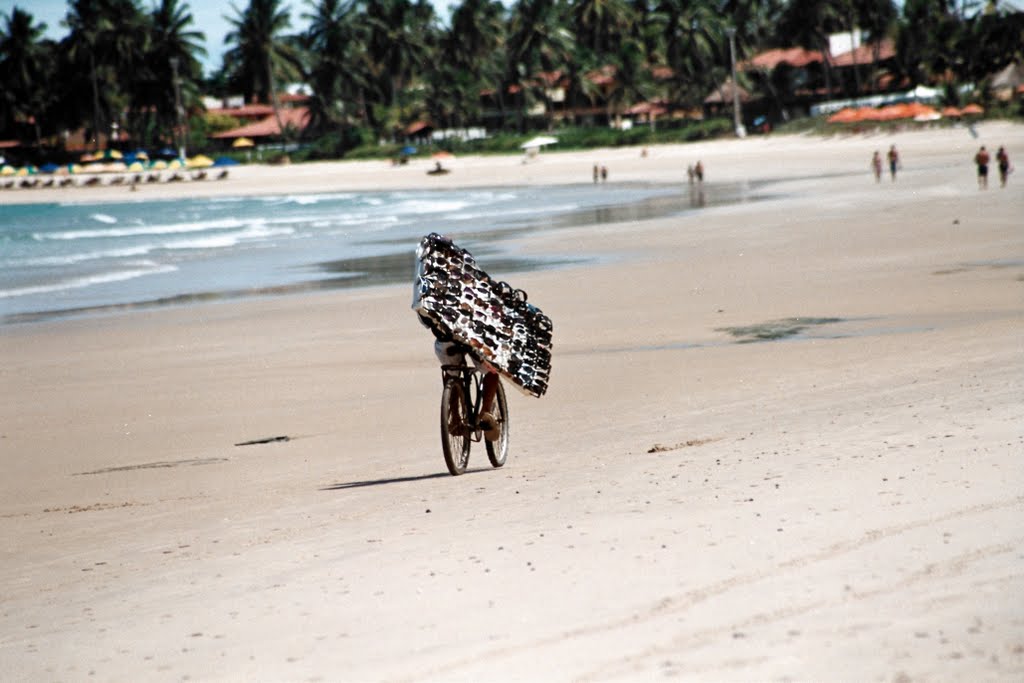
[600,165,608,183]
[887,145,899,181]
[593,164,599,184]
[975,145,990,189]
[694,161,704,183]
[871,150,883,182]
[996,146,1011,188]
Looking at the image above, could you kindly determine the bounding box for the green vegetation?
[1,0,1022,162]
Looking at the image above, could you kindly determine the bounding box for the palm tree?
[362,0,435,112]
[896,0,960,86]
[572,0,635,55]
[439,0,506,129]
[778,0,845,97]
[224,0,303,138]
[652,0,728,109]
[505,0,573,130]
[303,0,352,131]
[0,7,53,143]
[139,0,206,148]
[63,0,149,150]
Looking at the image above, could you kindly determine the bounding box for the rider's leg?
[479,372,501,441]
[481,372,499,414]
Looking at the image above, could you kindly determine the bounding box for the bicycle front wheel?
[440,379,471,475]
[486,381,510,468]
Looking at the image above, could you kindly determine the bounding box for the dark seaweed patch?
[716,317,843,343]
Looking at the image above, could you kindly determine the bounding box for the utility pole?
[726,27,746,138]
[170,56,186,159]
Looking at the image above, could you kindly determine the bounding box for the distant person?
[974,146,990,189]
[593,164,599,184]
[887,145,899,181]
[996,146,1011,188]
[687,164,695,184]
[600,165,608,183]
[694,161,704,183]
[871,150,883,183]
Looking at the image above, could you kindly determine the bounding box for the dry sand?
[2,122,1023,682]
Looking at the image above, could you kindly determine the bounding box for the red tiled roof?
[829,39,896,67]
[704,78,753,104]
[744,47,823,70]
[626,101,668,115]
[406,121,432,135]
[212,107,310,138]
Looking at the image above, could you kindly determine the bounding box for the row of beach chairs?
[1,169,229,190]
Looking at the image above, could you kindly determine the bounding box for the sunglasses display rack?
[413,232,553,398]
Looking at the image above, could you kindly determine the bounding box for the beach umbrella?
[942,106,961,117]
[827,107,861,123]
[156,147,178,159]
[150,159,168,170]
[167,158,185,169]
[431,151,455,160]
[40,162,60,173]
[66,163,82,174]
[187,154,215,168]
[80,152,98,162]
[400,145,417,156]
[0,164,15,176]
[127,161,145,171]
[16,165,37,176]
[103,149,123,160]
[231,137,254,148]
[213,156,239,166]
[520,136,558,149]
[960,103,984,115]
[131,149,149,160]
[911,104,942,121]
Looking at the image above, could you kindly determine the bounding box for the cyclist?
[417,311,501,441]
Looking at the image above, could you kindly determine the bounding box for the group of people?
[687,161,705,184]
[871,144,1013,189]
[973,145,1012,189]
[592,164,608,183]
[871,145,901,182]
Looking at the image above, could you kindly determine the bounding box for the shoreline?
[2,121,1018,205]
[1,178,787,326]
[1,123,1022,681]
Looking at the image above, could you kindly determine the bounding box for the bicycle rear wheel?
[485,381,510,468]
[440,379,471,475]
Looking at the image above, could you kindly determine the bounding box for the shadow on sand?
[320,468,490,490]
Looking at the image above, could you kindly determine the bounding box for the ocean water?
[1,183,703,322]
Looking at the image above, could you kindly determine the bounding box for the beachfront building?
[732,37,900,126]
[209,93,312,151]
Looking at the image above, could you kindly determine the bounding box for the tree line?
[1,0,1021,155]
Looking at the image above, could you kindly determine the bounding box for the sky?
[0,0,458,75]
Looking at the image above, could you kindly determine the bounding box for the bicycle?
[439,349,509,476]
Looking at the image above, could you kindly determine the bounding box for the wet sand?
[1,122,1022,681]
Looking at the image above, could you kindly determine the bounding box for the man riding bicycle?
[418,311,501,441]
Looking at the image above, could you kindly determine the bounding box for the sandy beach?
[2,122,1022,682]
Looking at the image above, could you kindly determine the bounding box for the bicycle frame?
[441,362,485,441]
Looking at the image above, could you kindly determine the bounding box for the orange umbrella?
[960,103,984,115]
[942,106,961,117]
[827,107,861,123]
